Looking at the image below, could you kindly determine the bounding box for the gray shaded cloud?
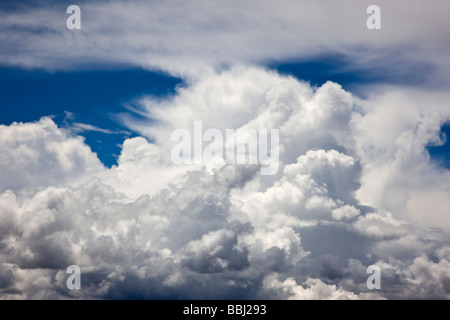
[1,67,450,299]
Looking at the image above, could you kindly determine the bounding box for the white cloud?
[2,0,450,300]
[262,274,362,300]
[1,67,450,299]
[332,205,360,221]
[71,122,114,134]
[0,117,105,193]
[1,0,449,86]
[352,88,450,228]
[353,211,408,240]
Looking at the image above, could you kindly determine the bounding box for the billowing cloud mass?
[1,67,450,299]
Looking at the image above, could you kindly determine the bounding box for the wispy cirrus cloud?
[0,0,449,86]
[71,122,114,134]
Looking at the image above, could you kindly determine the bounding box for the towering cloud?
[1,67,449,299]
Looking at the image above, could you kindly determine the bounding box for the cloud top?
[1,67,450,299]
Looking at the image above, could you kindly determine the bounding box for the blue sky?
[428,124,450,169]
[0,67,181,167]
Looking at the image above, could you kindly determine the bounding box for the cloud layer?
[1,67,449,299]
[1,0,450,86]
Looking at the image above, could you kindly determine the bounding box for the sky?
[1,0,450,300]
[0,67,181,167]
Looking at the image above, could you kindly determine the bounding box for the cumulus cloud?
[352,89,450,228]
[262,274,363,300]
[0,117,104,192]
[1,67,450,299]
